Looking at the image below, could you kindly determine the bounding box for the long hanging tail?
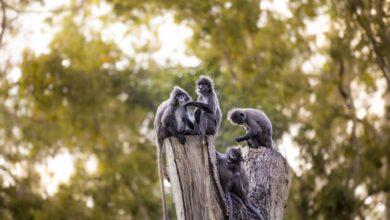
[245,200,264,220]
[157,140,169,220]
[231,193,264,220]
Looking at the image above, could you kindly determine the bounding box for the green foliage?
[0,0,389,219]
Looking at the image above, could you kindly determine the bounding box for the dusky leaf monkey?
[154,86,196,220]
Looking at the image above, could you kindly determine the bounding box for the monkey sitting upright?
[185,75,222,136]
[154,86,197,220]
[227,108,273,148]
[216,147,263,220]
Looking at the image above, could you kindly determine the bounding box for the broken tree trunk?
[165,135,291,220]
[242,147,291,220]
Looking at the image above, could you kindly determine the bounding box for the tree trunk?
[242,147,291,220]
[165,135,291,220]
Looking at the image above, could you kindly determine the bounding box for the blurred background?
[0,0,389,219]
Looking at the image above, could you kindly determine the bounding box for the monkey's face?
[176,93,189,105]
[231,111,246,124]
[227,148,243,164]
[196,76,213,95]
[197,82,211,95]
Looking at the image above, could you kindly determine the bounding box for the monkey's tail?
[245,200,264,220]
[226,192,233,220]
[231,193,263,220]
[157,139,169,220]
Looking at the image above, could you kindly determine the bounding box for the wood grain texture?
[242,147,291,220]
[165,135,226,220]
[165,136,291,220]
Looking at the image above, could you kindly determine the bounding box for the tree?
[0,0,389,219]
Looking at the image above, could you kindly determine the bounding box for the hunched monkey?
[185,75,222,137]
[228,108,273,148]
[216,147,264,220]
[154,86,196,220]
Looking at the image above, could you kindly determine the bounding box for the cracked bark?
[164,135,291,220]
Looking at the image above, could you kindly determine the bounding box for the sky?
[1,0,386,205]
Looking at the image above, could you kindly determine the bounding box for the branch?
[0,0,6,47]
[348,0,390,91]
[336,58,361,187]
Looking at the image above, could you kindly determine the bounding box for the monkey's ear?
[240,112,245,118]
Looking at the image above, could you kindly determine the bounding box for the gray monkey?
[227,108,273,148]
[185,75,222,137]
[216,147,264,220]
[154,86,196,220]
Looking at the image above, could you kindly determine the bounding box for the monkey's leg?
[182,117,199,135]
[247,139,255,148]
[205,118,217,136]
[258,132,272,148]
[235,130,259,142]
[198,114,209,146]
[249,137,262,148]
[165,121,186,144]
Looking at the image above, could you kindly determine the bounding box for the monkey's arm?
[235,121,262,142]
[185,101,214,113]
[166,121,186,144]
[182,116,195,130]
[194,108,201,123]
[235,130,260,142]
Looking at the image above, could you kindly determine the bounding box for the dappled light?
[0,0,389,219]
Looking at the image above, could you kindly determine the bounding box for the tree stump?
[242,147,291,220]
[164,135,291,220]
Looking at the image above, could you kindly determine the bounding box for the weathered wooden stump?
[242,147,291,220]
[164,135,291,220]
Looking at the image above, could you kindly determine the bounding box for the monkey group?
[154,75,271,220]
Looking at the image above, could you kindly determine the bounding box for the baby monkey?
[216,147,263,220]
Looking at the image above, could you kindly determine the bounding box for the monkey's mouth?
[178,97,186,103]
[197,85,209,94]
[228,155,236,162]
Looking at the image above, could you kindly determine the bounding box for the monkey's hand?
[177,134,186,145]
[182,130,200,135]
[184,101,195,107]
[235,137,245,142]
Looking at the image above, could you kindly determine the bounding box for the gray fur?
[216,148,264,220]
[154,86,195,220]
[185,75,222,136]
[227,108,273,148]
